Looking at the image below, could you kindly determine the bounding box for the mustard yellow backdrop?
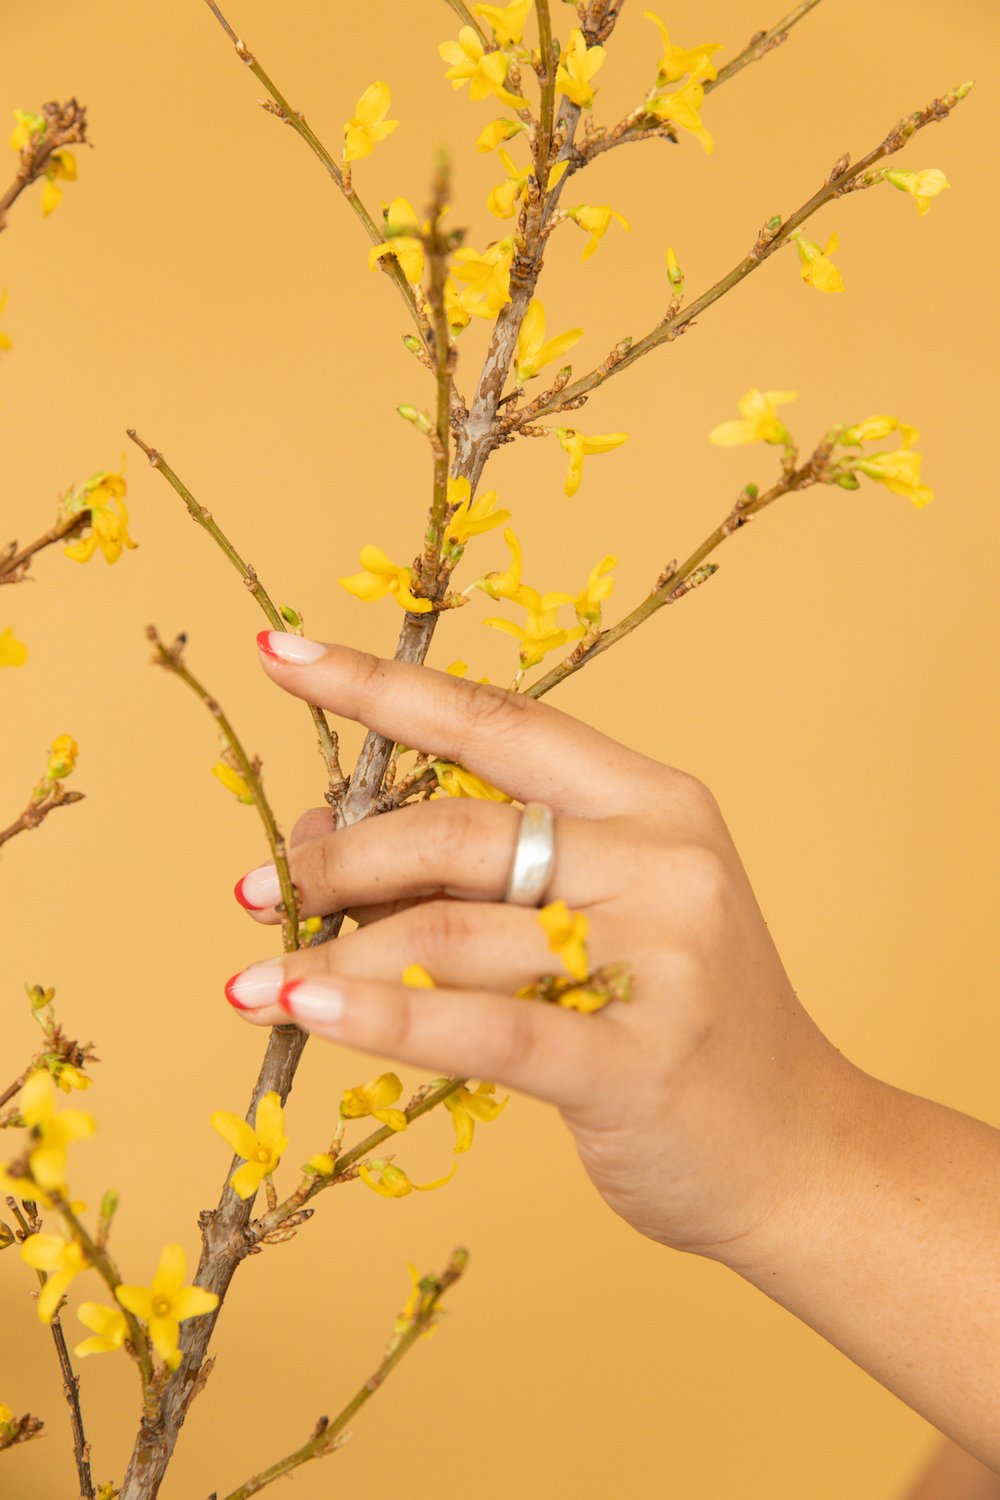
[2,2,998,1496]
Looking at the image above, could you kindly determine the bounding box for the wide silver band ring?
[504,801,556,907]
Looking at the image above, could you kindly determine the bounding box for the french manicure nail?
[279,978,345,1024]
[225,959,284,1011]
[257,631,326,665]
[234,864,281,911]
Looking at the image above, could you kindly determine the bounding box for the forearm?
[724,1056,1000,1469]
[900,1439,1000,1500]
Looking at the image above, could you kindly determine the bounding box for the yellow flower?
[211,760,255,804]
[708,388,798,447]
[10,109,45,152]
[555,427,629,497]
[443,475,510,551]
[554,985,610,1013]
[537,898,590,981]
[855,449,933,508]
[394,1261,438,1338]
[74,1302,129,1358]
[643,12,721,85]
[41,150,76,217]
[341,1073,408,1133]
[44,733,79,781]
[20,1069,95,1193]
[21,1233,90,1323]
[339,545,433,614]
[343,81,399,163]
[307,1152,335,1175]
[0,1402,13,1426]
[642,55,716,153]
[487,148,530,219]
[0,288,11,351]
[115,1244,219,1370]
[573,555,616,626]
[401,963,435,988]
[555,29,606,109]
[484,590,583,669]
[368,198,425,284]
[475,118,528,153]
[792,229,844,294]
[665,244,684,294]
[440,1081,508,1153]
[840,415,919,449]
[63,471,137,565]
[0,627,28,668]
[358,1159,457,1197]
[566,204,630,261]
[473,0,533,45]
[211,1091,288,1200]
[0,1165,50,1208]
[450,237,516,318]
[444,274,472,333]
[515,301,583,383]
[884,168,950,217]
[430,761,512,800]
[474,526,524,600]
[50,1062,92,1094]
[439,27,528,109]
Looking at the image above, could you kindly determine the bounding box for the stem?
[421,155,455,582]
[147,629,300,951]
[126,430,344,797]
[0,99,89,234]
[0,514,88,584]
[441,0,489,45]
[706,0,824,93]
[519,81,972,428]
[216,1249,468,1500]
[51,1195,155,1388]
[534,0,556,192]
[0,787,85,851]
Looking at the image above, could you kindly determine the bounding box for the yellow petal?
[210,1110,259,1162]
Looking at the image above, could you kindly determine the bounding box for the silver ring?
[504,801,556,907]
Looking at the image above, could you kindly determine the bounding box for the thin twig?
[147,628,300,952]
[0,789,85,852]
[216,1249,468,1500]
[420,154,455,583]
[0,99,89,233]
[441,0,490,46]
[126,430,344,798]
[706,0,824,93]
[0,514,88,585]
[534,0,557,191]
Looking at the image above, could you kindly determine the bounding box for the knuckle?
[454,677,529,735]
[431,796,480,860]
[351,648,390,701]
[414,898,473,958]
[493,1001,539,1077]
[290,806,333,848]
[667,840,731,913]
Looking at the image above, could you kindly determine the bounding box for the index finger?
[256,632,659,816]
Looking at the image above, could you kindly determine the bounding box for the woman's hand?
[226,631,849,1265]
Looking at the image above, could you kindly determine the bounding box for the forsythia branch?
[0,515,89,586]
[0,98,88,233]
[0,786,85,852]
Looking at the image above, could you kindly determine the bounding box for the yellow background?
[3,1,998,1495]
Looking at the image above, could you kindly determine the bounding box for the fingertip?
[256,631,326,666]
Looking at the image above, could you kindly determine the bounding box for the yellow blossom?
[20,1069,95,1193]
[74,1302,128,1359]
[343,81,399,163]
[573,555,617,625]
[792,229,844,294]
[115,1244,218,1370]
[555,985,611,1013]
[394,1261,438,1338]
[439,27,527,109]
[0,1402,13,1427]
[211,760,255,804]
[444,274,472,332]
[643,11,721,85]
[555,29,606,109]
[484,590,583,669]
[665,244,684,294]
[358,1158,457,1198]
[642,56,716,154]
[555,427,629,498]
[430,761,512,800]
[474,526,524,600]
[885,168,950,216]
[63,471,137,565]
[43,733,79,781]
[402,963,436,988]
[368,198,425,284]
[487,148,530,219]
[0,288,11,351]
[0,1165,50,1207]
[450,236,516,318]
[855,449,933,508]
[567,204,630,261]
[440,1081,508,1153]
[475,117,527,153]
[21,1232,90,1322]
[538,898,590,981]
[443,475,510,550]
[0,627,28,668]
[10,110,45,152]
[515,300,583,383]
[339,545,433,614]
[41,150,76,216]
[341,1073,408,1133]
[210,1090,289,1200]
[708,388,798,447]
[50,1062,91,1094]
[307,1152,335,1175]
[473,0,533,45]
[840,415,919,449]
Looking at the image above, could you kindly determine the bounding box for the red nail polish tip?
[234,875,262,911]
[278,979,302,1014]
[256,630,281,661]
[224,973,250,1011]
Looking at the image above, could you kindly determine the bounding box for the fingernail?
[279,978,344,1024]
[225,959,284,1011]
[234,863,281,911]
[257,631,325,665]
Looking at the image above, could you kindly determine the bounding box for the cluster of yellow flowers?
[10,110,77,216]
[61,468,137,565]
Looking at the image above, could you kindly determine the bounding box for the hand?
[226,632,851,1265]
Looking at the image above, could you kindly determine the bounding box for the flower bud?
[279,605,302,629]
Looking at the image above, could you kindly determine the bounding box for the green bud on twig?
[279,605,303,630]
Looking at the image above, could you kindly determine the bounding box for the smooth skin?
[230,635,1000,1477]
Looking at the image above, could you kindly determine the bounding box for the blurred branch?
[0,515,88,585]
[441,0,490,45]
[0,786,84,852]
[0,99,88,233]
